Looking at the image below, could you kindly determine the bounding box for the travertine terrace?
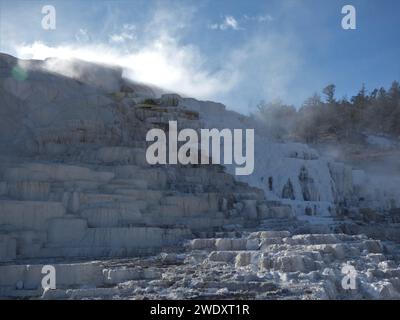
[0,54,399,299]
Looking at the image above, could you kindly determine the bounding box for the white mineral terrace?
[0,54,399,299]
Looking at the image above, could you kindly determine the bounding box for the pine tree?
[323,84,336,104]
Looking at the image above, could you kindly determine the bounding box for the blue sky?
[0,0,399,113]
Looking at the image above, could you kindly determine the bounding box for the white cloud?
[258,14,274,22]
[75,29,91,43]
[223,16,240,30]
[210,14,273,31]
[209,15,241,31]
[109,24,136,44]
[243,14,274,23]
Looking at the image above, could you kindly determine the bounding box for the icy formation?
[0,53,399,299]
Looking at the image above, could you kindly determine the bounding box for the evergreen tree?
[255,81,400,142]
[323,84,336,104]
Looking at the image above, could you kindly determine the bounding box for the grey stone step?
[81,147,148,166]
[160,194,220,213]
[142,214,239,230]
[46,226,191,250]
[80,204,142,227]
[189,238,259,251]
[112,189,163,202]
[3,163,114,183]
[0,200,65,231]
[100,178,148,192]
[78,193,148,211]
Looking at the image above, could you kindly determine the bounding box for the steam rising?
[16,41,238,99]
[9,4,302,112]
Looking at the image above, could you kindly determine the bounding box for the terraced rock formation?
[0,53,399,299]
